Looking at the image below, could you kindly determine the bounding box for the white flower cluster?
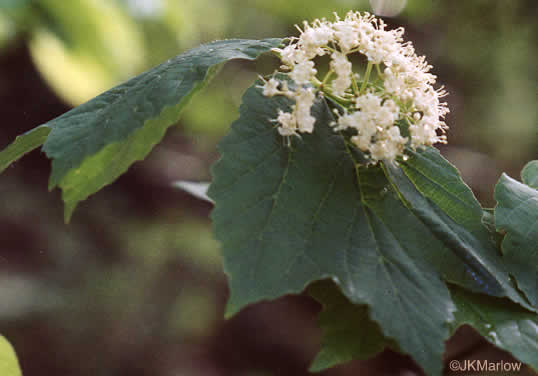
[260,11,449,163]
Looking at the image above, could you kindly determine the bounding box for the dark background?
[0,0,536,375]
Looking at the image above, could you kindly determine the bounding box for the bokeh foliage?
[0,1,536,375]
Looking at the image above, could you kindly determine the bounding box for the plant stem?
[321,70,334,88]
[351,73,360,95]
[313,78,353,106]
[312,77,323,87]
[360,62,373,94]
[375,63,384,79]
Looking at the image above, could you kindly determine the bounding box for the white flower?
[262,11,449,163]
[334,111,362,131]
[294,88,316,133]
[333,21,359,52]
[274,44,306,66]
[299,20,334,58]
[272,88,316,136]
[383,68,405,95]
[290,60,317,85]
[354,93,400,130]
[330,52,352,96]
[376,99,400,129]
[363,26,404,64]
[355,92,382,114]
[352,122,377,151]
[276,110,297,136]
[261,78,281,97]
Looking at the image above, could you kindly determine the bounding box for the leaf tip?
[308,352,339,373]
[223,301,240,319]
[63,202,77,224]
[0,335,22,376]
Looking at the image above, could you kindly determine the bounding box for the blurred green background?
[0,1,536,375]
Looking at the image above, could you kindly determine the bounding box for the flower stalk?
[360,62,373,94]
[260,11,449,163]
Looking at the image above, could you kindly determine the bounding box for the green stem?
[312,77,323,87]
[323,90,353,107]
[321,69,334,88]
[360,62,373,94]
[312,77,352,105]
[375,64,384,80]
[351,73,360,95]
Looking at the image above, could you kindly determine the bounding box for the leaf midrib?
[250,147,294,293]
[340,133,431,359]
[278,156,347,283]
[403,159,480,223]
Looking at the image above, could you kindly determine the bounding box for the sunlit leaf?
[398,147,484,229]
[0,0,31,11]
[521,160,538,189]
[29,0,146,105]
[0,38,281,221]
[0,126,51,173]
[0,335,22,376]
[385,153,535,311]
[494,171,538,306]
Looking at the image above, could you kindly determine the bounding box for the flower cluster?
[260,11,449,163]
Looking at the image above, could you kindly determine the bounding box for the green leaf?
[0,335,22,376]
[0,38,281,221]
[0,0,30,11]
[385,152,535,311]
[308,281,392,372]
[494,172,538,306]
[449,286,538,371]
[399,147,484,230]
[209,83,455,375]
[0,126,51,173]
[521,160,538,189]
